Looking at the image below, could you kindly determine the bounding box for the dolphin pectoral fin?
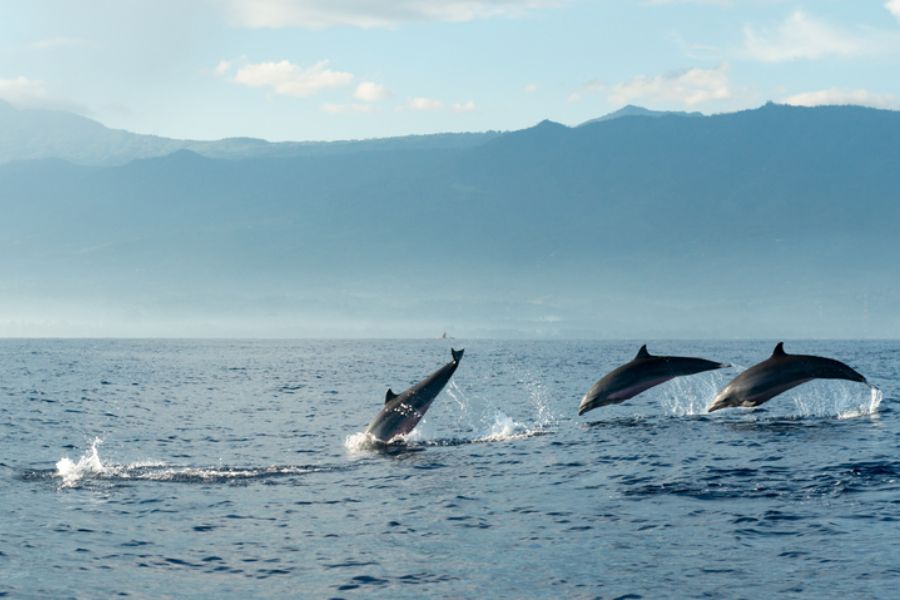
[451,348,464,362]
[635,345,651,360]
[385,388,398,404]
[772,342,786,357]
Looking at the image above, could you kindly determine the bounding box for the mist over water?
[2,339,897,598]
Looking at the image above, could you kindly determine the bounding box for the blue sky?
[2,1,900,141]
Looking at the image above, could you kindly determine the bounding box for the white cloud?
[401,96,444,111]
[743,10,879,62]
[524,83,538,93]
[321,102,377,114]
[221,0,558,29]
[0,75,87,113]
[232,60,353,97]
[30,36,96,50]
[888,0,900,21]
[782,88,897,109]
[214,60,232,76]
[451,100,476,112]
[607,64,730,107]
[354,81,390,102]
[0,76,48,107]
[394,97,476,112]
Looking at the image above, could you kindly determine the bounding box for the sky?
[2,1,900,142]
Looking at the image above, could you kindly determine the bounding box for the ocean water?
[1,339,897,599]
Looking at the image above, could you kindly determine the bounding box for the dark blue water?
[1,340,897,598]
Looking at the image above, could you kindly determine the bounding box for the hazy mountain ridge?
[0,100,500,165]
[1,103,898,337]
[578,104,703,126]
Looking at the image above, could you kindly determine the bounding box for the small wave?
[623,459,900,501]
[53,439,325,488]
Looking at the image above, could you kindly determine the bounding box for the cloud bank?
[743,11,881,62]
[607,64,730,107]
[782,88,897,109]
[231,60,353,97]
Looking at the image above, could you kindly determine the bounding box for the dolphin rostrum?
[365,348,464,442]
[578,345,729,416]
[707,342,869,412]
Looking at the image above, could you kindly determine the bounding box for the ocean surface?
[1,339,897,599]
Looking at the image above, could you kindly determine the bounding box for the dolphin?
[365,348,464,442]
[707,342,869,412]
[578,345,729,416]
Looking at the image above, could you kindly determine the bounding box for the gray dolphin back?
[578,345,728,416]
[365,348,464,442]
[708,342,868,412]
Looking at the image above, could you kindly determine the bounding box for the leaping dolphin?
[707,342,869,412]
[365,348,464,442]
[578,345,729,416]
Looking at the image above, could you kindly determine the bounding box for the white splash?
[786,380,880,419]
[55,439,318,485]
[344,430,380,453]
[476,411,535,442]
[658,369,734,416]
[836,385,883,420]
[55,437,106,488]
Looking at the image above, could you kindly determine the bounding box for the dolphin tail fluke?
[451,348,464,362]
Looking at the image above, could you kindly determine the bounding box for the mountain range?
[0,99,498,165]
[1,101,898,338]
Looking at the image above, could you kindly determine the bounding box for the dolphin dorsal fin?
[385,388,398,404]
[772,342,786,357]
[635,344,651,360]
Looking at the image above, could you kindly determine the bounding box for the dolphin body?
[707,342,868,412]
[365,348,464,442]
[578,345,729,416]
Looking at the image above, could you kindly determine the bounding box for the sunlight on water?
[14,340,897,599]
